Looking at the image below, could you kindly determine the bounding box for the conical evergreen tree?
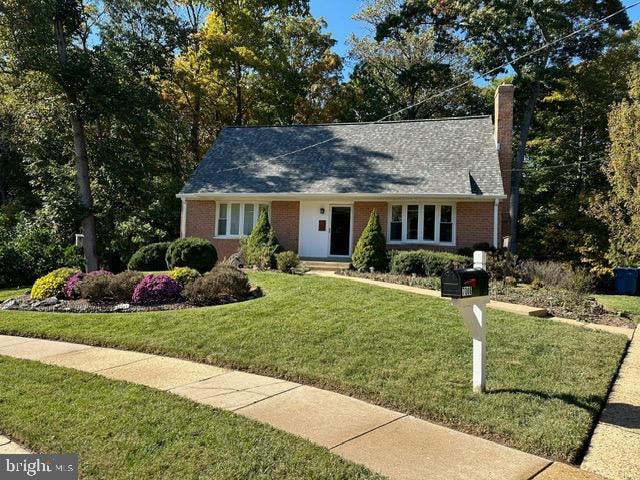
[243,208,281,268]
[351,209,387,271]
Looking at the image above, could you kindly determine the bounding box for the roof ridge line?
[223,115,492,129]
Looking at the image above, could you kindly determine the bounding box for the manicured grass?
[0,273,628,462]
[0,286,30,301]
[0,356,381,479]
[595,294,640,323]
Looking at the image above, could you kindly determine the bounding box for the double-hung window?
[387,204,455,245]
[216,203,269,237]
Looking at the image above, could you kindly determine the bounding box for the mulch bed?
[336,270,635,329]
[1,290,262,314]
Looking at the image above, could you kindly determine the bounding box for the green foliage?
[127,242,171,271]
[389,250,470,276]
[351,210,387,272]
[78,275,113,301]
[183,266,251,306]
[487,249,519,281]
[168,267,201,287]
[591,64,640,265]
[166,237,217,273]
[108,271,145,302]
[243,209,281,269]
[31,268,77,300]
[276,251,300,273]
[0,212,74,287]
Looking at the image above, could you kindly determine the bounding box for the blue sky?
[311,0,640,76]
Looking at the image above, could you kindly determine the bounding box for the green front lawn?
[595,294,640,323]
[0,356,380,479]
[0,286,30,301]
[0,273,627,462]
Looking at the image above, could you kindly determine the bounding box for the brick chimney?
[494,83,514,241]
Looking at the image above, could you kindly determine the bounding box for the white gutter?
[176,192,508,201]
[493,198,499,248]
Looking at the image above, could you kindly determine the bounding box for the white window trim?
[386,203,456,246]
[215,202,270,238]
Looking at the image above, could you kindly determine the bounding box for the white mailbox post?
[448,251,490,393]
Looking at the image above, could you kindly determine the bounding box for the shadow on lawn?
[488,388,603,414]
[601,403,640,429]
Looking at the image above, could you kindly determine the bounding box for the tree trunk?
[190,95,201,166]
[510,81,541,252]
[55,17,99,272]
[233,62,243,125]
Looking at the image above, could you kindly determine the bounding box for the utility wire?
[509,158,604,173]
[217,0,640,174]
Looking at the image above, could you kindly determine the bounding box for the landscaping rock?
[34,296,59,307]
[0,299,18,310]
[227,252,244,268]
[113,303,130,311]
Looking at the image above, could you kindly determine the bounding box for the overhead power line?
[217,0,640,174]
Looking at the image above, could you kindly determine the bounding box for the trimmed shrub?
[109,271,145,301]
[65,269,113,299]
[168,267,201,287]
[78,275,114,301]
[184,266,251,306]
[127,242,171,271]
[243,209,281,269]
[389,250,470,276]
[132,274,182,305]
[351,210,387,272]
[276,251,300,273]
[31,268,78,300]
[166,237,217,273]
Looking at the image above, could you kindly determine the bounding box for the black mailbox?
[441,269,489,298]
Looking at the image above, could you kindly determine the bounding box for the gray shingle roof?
[179,116,505,197]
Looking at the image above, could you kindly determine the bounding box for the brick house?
[178,84,514,260]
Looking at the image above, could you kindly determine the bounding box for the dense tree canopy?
[0,0,638,284]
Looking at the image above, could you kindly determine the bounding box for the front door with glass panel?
[329,206,351,256]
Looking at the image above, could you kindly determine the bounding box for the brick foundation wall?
[456,202,495,248]
[270,201,300,252]
[352,201,388,249]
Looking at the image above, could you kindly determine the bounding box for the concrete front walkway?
[582,330,640,480]
[310,271,635,339]
[0,335,601,480]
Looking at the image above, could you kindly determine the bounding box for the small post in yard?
[440,251,490,393]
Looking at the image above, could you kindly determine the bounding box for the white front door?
[298,201,330,258]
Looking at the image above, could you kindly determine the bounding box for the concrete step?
[303,260,351,271]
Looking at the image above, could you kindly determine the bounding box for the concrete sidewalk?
[0,335,602,480]
[0,435,30,454]
[310,271,634,339]
[582,330,640,480]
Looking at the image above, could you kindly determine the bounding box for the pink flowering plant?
[64,269,113,299]
[132,274,182,305]
[64,272,85,299]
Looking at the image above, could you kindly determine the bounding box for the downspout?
[493,199,499,248]
[180,199,187,238]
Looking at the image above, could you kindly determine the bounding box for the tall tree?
[520,29,640,263]
[375,0,631,251]
[591,64,640,265]
[343,0,484,122]
[0,0,100,270]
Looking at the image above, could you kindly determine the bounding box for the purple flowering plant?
[132,274,182,305]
